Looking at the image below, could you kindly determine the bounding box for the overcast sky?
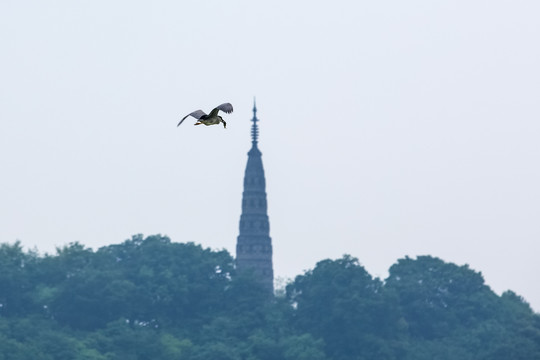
[1,1,539,311]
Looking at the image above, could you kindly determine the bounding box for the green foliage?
[281,334,327,360]
[286,255,403,359]
[0,237,539,359]
[43,235,235,330]
[0,242,39,316]
[385,255,499,339]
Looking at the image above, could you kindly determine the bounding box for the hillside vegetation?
[1,235,539,359]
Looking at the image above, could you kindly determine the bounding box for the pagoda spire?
[251,98,259,145]
[236,100,274,294]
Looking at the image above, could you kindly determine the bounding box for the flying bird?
[178,103,233,129]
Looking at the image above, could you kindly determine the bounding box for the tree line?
[0,234,539,359]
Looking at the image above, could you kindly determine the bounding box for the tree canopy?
[0,235,538,359]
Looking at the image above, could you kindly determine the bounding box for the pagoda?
[235,100,274,293]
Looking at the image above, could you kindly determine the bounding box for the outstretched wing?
[177,110,207,127]
[208,103,233,117]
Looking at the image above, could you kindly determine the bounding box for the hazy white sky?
[1,1,539,311]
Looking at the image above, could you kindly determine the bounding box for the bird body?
[178,103,233,129]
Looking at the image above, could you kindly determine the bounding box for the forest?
[0,234,539,360]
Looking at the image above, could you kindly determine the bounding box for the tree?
[48,235,235,330]
[385,255,498,339]
[287,255,402,360]
[1,237,539,359]
[0,242,38,316]
[281,334,328,360]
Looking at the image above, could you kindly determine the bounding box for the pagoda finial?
[251,97,259,145]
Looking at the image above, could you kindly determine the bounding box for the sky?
[1,1,539,311]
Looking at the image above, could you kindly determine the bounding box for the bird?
[178,103,233,129]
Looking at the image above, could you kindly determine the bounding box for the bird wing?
[208,103,233,117]
[177,110,207,126]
